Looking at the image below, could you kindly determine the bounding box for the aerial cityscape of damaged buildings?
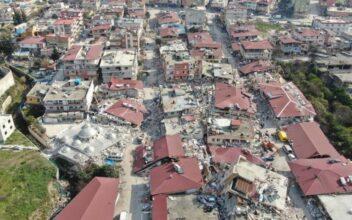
[1,0,352,219]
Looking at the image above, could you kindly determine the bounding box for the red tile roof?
[54,18,75,25]
[152,195,168,220]
[187,32,213,45]
[296,28,322,37]
[157,12,180,24]
[133,145,148,173]
[259,82,316,118]
[86,44,104,60]
[153,134,184,161]
[62,44,104,61]
[105,99,147,126]
[289,158,352,196]
[91,24,112,32]
[215,82,255,113]
[284,122,340,159]
[159,27,179,38]
[150,157,203,195]
[239,60,273,75]
[231,43,241,51]
[105,78,144,91]
[55,177,119,220]
[230,28,260,39]
[209,146,264,165]
[279,36,300,44]
[20,36,46,45]
[241,40,274,50]
[62,45,82,61]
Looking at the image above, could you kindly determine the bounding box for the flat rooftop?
[318,194,352,220]
[43,80,92,102]
[100,50,136,67]
[161,87,197,114]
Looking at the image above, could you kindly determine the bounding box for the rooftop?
[105,99,147,126]
[100,50,136,67]
[239,60,273,75]
[209,146,264,165]
[43,80,93,102]
[52,122,121,166]
[153,134,185,161]
[289,158,352,196]
[241,40,274,50]
[150,157,203,195]
[259,81,316,118]
[55,177,119,220]
[284,122,340,159]
[215,82,255,114]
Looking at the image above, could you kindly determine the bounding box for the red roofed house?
[293,28,326,51]
[150,157,203,195]
[240,40,274,60]
[105,98,147,127]
[53,18,80,38]
[61,44,104,80]
[187,32,224,61]
[19,36,46,54]
[153,134,185,161]
[215,82,256,116]
[101,78,144,98]
[91,24,112,38]
[258,82,316,125]
[289,158,352,196]
[133,134,185,175]
[55,177,119,220]
[209,146,264,165]
[284,122,340,159]
[157,11,180,25]
[228,25,260,42]
[278,36,302,54]
[162,52,198,81]
[239,60,273,76]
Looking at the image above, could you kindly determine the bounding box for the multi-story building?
[313,18,352,35]
[0,114,15,142]
[61,44,104,81]
[293,28,326,46]
[18,36,46,55]
[278,36,302,54]
[224,3,247,27]
[239,40,274,60]
[100,50,138,82]
[43,80,94,114]
[53,18,81,37]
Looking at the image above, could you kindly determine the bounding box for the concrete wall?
[0,69,15,97]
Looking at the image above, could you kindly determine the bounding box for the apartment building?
[61,44,104,81]
[43,80,94,114]
[100,50,138,82]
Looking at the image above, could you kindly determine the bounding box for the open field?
[0,150,57,220]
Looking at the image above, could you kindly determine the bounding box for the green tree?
[0,31,14,57]
[50,47,60,61]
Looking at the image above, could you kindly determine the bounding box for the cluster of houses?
[1,0,352,219]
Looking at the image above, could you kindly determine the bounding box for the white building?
[0,114,15,142]
[42,80,94,122]
[100,50,138,83]
[51,122,123,167]
[313,18,352,35]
